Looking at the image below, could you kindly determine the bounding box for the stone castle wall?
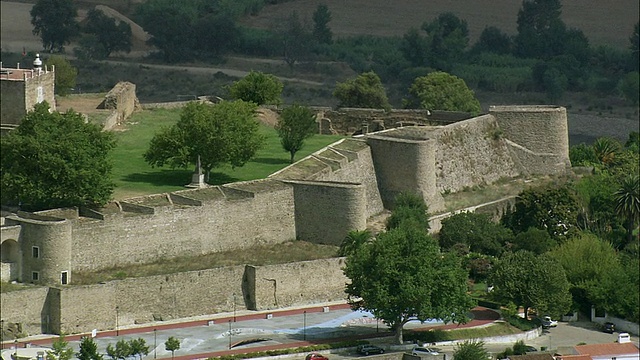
[0,80,26,126]
[98,81,139,129]
[0,259,347,336]
[0,67,55,129]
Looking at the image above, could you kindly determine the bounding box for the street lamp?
[14,340,18,360]
[1,319,4,346]
[303,311,307,341]
[233,293,237,323]
[154,329,157,359]
[228,320,232,350]
[115,306,120,337]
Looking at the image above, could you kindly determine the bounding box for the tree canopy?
[143,101,265,182]
[276,104,317,163]
[421,12,469,70]
[76,337,103,360]
[453,340,490,360]
[83,8,132,58]
[43,55,77,96]
[404,71,482,114]
[333,71,390,110]
[47,335,74,360]
[30,0,79,52]
[489,250,572,318]
[439,211,513,256]
[312,4,333,45]
[345,194,473,344]
[1,103,116,211]
[228,71,283,105]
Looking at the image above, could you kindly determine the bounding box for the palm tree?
[615,174,640,246]
[593,137,622,166]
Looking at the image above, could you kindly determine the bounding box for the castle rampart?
[0,62,55,130]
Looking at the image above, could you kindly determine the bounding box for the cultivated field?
[242,0,639,48]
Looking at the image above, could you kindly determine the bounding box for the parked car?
[524,345,537,352]
[603,322,616,333]
[306,353,329,360]
[411,346,439,356]
[541,316,558,328]
[357,345,385,355]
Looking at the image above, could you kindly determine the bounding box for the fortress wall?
[24,71,56,113]
[17,217,72,285]
[366,133,443,212]
[290,181,367,245]
[0,287,50,336]
[490,105,571,174]
[0,80,26,126]
[250,258,348,311]
[70,185,295,272]
[312,140,385,217]
[434,115,521,193]
[59,284,115,334]
[99,81,138,127]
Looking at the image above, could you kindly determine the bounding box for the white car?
[542,316,558,328]
[411,347,439,356]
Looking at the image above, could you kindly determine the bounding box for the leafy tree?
[569,143,598,166]
[542,66,568,102]
[43,55,77,96]
[30,0,79,52]
[338,230,372,257]
[276,11,312,68]
[502,183,581,240]
[129,338,149,360]
[344,223,474,344]
[511,227,556,254]
[1,103,116,211]
[76,337,103,360]
[228,71,283,106]
[312,4,332,45]
[489,250,572,319]
[514,0,566,59]
[194,13,240,57]
[592,137,622,167]
[421,12,470,71]
[618,71,639,106]
[276,104,317,163]
[83,8,132,58]
[404,71,481,114]
[106,340,131,360]
[453,340,490,360]
[144,101,265,183]
[631,22,639,71]
[439,212,513,256]
[471,26,512,55]
[385,192,430,231]
[47,335,74,360]
[164,337,180,360]
[615,174,640,246]
[400,28,428,67]
[333,71,390,110]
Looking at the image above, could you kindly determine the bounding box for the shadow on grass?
[121,169,241,188]
[252,157,290,165]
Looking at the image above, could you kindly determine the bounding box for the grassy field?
[110,107,344,199]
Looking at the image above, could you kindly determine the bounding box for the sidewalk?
[1,303,499,360]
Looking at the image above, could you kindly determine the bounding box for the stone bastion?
[0,105,571,336]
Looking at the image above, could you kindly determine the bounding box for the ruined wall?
[490,106,571,175]
[248,258,348,311]
[0,287,50,336]
[289,180,367,245]
[434,115,521,193]
[366,132,444,212]
[69,180,295,272]
[98,81,139,128]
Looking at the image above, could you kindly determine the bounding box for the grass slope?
[110,107,344,199]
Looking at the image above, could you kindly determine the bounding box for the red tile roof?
[575,342,639,356]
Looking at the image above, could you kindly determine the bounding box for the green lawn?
[110,108,345,199]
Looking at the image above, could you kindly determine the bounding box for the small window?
[32,271,39,281]
[61,271,68,285]
[32,246,40,258]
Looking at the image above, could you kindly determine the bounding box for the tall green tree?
[312,4,333,45]
[385,192,430,231]
[619,71,639,106]
[439,212,513,256]
[30,0,79,52]
[514,0,566,59]
[421,12,469,70]
[144,101,265,183]
[630,22,639,71]
[47,335,74,360]
[84,8,132,58]
[277,11,312,68]
[129,338,149,360]
[615,174,640,246]
[338,230,372,257]
[471,26,512,55]
[345,223,474,344]
[489,250,572,318]
[453,340,490,360]
[106,340,131,360]
[333,71,390,110]
[276,104,317,163]
[43,55,78,96]
[400,28,428,67]
[164,337,180,360]
[228,71,283,106]
[404,71,481,114]
[76,337,103,360]
[1,103,116,211]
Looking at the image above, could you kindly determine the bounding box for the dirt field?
[242,0,639,48]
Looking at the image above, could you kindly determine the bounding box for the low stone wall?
[98,82,140,128]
